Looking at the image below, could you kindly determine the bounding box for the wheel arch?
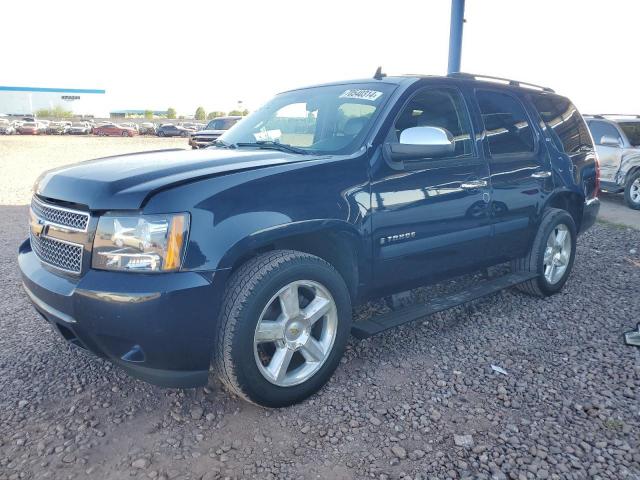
[544,190,584,231]
[219,220,363,301]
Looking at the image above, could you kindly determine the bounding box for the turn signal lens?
[163,215,186,271]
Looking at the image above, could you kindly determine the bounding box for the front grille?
[31,197,89,231]
[194,135,219,143]
[30,233,83,274]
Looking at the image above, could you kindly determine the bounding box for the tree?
[195,107,206,121]
[144,110,154,120]
[167,107,177,119]
[35,106,73,119]
[207,111,226,120]
[228,109,249,117]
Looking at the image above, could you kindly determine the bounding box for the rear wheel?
[214,250,351,407]
[158,131,165,137]
[121,131,129,137]
[624,171,640,210]
[512,208,577,297]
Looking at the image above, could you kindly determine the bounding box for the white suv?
[585,115,640,209]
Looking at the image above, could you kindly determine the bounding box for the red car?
[93,123,138,137]
[17,122,42,135]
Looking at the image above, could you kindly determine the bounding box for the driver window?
[392,87,473,157]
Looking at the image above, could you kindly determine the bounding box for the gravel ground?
[0,138,639,480]
[0,135,188,206]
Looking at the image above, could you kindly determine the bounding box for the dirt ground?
[0,136,638,480]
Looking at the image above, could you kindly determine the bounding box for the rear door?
[586,120,623,182]
[473,89,552,260]
[371,84,492,288]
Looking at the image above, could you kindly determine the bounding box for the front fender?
[214,219,364,271]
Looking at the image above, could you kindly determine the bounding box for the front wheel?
[624,171,640,210]
[214,250,352,407]
[512,208,577,297]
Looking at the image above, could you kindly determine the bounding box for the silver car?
[585,115,640,209]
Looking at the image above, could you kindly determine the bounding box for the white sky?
[3,0,639,115]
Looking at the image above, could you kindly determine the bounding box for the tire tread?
[213,250,338,405]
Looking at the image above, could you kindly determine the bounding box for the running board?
[351,271,537,339]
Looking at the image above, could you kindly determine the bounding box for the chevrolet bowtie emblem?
[30,219,46,237]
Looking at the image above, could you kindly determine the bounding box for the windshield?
[219,83,395,154]
[619,122,640,146]
[207,118,238,130]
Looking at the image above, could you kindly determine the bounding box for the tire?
[511,208,577,297]
[214,250,352,407]
[122,131,129,137]
[624,170,640,210]
[158,131,165,137]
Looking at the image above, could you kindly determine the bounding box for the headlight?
[92,213,189,272]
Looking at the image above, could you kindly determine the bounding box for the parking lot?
[0,136,638,479]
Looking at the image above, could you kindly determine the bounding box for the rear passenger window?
[529,94,592,153]
[587,120,621,146]
[393,87,473,158]
[476,90,534,155]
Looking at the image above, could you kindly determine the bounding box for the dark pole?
[447,0,465,74]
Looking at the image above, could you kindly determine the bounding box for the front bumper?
[580,197,600,234]
[18,239,225,388]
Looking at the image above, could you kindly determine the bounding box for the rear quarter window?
[528,93,592,155]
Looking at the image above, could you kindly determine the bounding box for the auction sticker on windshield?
[339,89,383,101]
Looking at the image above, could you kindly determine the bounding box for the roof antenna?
[373,66,386,80]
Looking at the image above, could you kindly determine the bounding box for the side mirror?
[384,126,455,165]
[600,135,621,148]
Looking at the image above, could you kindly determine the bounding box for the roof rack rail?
[448,72,555,93]
[585,113,640,119]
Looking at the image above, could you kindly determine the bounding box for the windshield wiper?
[210,140,236,149]
[235,141,308,155]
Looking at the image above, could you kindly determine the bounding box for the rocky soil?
[0,138,638,479]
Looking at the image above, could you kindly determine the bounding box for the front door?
[371,85,492,290]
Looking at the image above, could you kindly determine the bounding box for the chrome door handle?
[460,180,488,190]
[531,171,552,179]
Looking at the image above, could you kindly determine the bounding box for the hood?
[36,148,322,210]
[194,129,225,136]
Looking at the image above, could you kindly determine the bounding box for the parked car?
[179,122,199,132]
[121,122,140,133]
[584,114,640,209]
[189,116,242,149]
[157,124,191,137]
[17,122,42,135]
[19,72,599,407]
[93,123,138,137]
[0,119,16,135]
[47,121,70,135]
[139,122,157,135]
[68,122,91,135]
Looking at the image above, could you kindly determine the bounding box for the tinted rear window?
[476,90,534,155]
[529,93,592,154]
[618,122,640,147]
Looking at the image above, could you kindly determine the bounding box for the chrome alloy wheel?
[543,224,572,284]
[254,280,338,387]
[630,177,640,205]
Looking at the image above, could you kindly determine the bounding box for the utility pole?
[447,0,465,74]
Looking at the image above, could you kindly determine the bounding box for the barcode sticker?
[339,89,383,101]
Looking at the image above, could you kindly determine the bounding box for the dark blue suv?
[19,72,600,407]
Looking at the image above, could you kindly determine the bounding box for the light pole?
[447,0,465,74]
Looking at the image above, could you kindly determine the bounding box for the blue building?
[0,86,107,117]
